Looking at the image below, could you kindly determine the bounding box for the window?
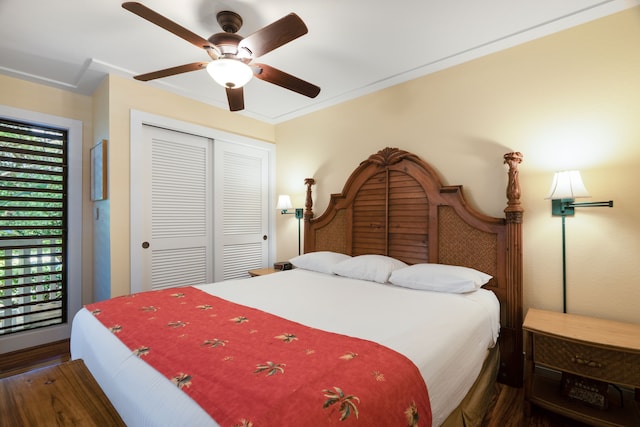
[0,105,80,353]
[0,118,67,335]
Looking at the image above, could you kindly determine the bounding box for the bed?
[71,147,524,426]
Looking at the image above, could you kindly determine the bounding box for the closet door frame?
[130,110,276,292]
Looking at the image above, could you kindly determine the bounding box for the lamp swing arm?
[552,198,613,216]
[280,208,303,219]
[568,200,614,208]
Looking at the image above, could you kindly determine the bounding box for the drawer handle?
[571,354,603,368]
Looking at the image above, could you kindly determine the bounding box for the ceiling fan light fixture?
[123,3,319,111]
[206,59,253,89]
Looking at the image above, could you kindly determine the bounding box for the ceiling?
[1,0,636,124]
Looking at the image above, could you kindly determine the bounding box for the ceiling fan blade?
[238,13,307,58]
[122,2,214,53]
[254,64,320,98]
[133,62,208,81]
[226,87,245,111]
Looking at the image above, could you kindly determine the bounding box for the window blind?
[0,118,67,335]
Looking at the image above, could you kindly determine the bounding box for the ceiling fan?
[121,2,320,112]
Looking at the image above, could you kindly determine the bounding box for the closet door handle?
[263,235,268,241]
[142,241,150,249]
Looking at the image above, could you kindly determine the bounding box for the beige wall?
[275,7,640,324]
[91,79,111,303]
[0,74,95,305]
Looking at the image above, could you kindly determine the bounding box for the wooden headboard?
[303,147,524,387]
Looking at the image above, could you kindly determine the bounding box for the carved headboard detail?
[303,147,524,387]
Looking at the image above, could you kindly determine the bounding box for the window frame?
[0,105,82,353]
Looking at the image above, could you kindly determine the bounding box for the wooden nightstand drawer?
[534,334,640,387]
[524,308,640,426]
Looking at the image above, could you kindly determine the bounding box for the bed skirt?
[441,344,499,427]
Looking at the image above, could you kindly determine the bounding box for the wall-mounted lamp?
[276,195,303,255]
[546,170,613,313]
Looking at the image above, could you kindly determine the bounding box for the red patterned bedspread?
[86,287,432,426]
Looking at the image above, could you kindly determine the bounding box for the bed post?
[502,152,524,387]
[303,178,315,254]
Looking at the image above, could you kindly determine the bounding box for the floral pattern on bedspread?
[86,286,431,426]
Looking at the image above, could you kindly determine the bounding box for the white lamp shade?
[206,59,253,89]
[546,170,591,200]
[276,195,293,210]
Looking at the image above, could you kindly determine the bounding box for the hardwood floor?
[482,383,590,427]
[2,340,592,426]
[1,359,125,426]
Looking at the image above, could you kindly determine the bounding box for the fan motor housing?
[208,32,244,56]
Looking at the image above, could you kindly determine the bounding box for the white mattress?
[71,269,500,426]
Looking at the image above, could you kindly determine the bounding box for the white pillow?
[389,263,492,293]
[289,251,351,274]
[332,254,407,283]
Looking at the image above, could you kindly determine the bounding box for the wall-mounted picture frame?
[91,139,108,201]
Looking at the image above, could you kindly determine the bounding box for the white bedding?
[71,268,500,426]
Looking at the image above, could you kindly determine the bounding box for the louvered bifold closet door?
[214,141,269,281]
[145,126,212,290]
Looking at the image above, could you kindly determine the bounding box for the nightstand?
[248,268,278,277]
[523,308,640,426]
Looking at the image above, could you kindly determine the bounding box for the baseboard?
[0,339,70,378]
